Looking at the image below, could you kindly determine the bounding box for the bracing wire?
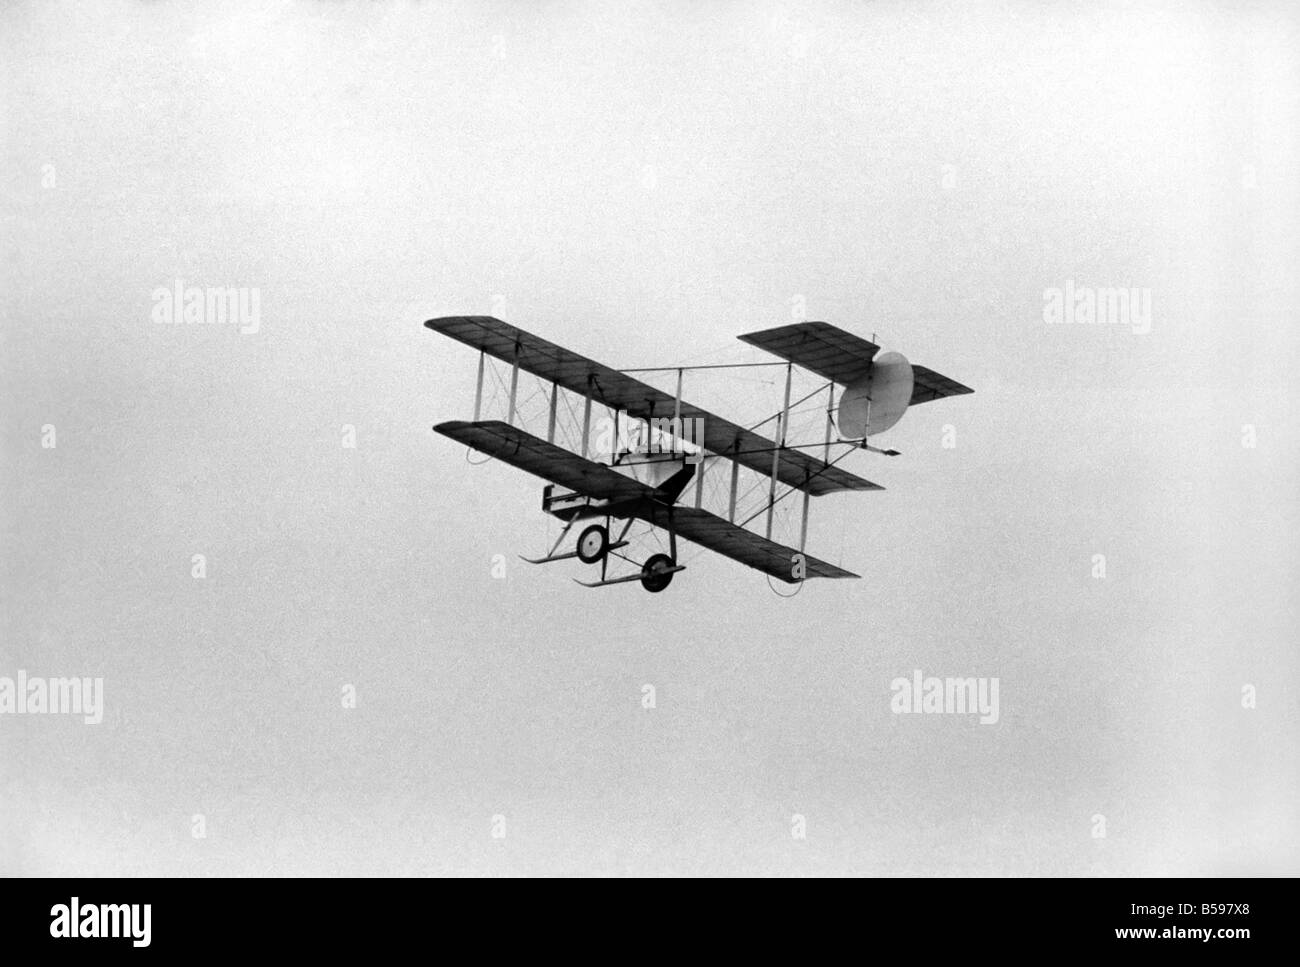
[464,357,511,465]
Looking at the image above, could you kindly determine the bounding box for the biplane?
[427,316,972,592]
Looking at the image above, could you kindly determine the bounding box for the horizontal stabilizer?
[739,321,974,406]
[908,365,975,406]
[737,322,880,385]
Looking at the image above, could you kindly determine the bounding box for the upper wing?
[736,322,880,385]
[909,365,975,406]
[434,420,652,503]
[426,316,882,495]
[645,504,860,583]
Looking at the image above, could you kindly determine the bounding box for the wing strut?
[473,349,485,421]
[727,440,740,522]
[799,386,836,552]
[580,376,593,458]
[507,337,521,425]
[766,363,794,540]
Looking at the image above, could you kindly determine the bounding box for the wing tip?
[434,418,509,433]
[783,567,860,583]
[829,480,885,494]
[424,315,509,332]
[432,419,471,438]
[736,320,831,344]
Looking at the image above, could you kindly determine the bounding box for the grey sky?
[2,0,1297,875]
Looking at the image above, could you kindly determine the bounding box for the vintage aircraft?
[427,316,972,592]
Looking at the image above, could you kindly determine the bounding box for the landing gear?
[640,553,676,593]
[576,523,609,564]
[568,513,685,590]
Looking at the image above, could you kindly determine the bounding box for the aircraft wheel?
[576,524,609,564]
[640,553,675,593]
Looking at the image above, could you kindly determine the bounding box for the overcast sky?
[3,0,1297,875]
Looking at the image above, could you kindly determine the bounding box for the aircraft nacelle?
[836,350,914,438]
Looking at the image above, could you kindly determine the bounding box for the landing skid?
[520,541,629,565]
[574,565,686,589]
